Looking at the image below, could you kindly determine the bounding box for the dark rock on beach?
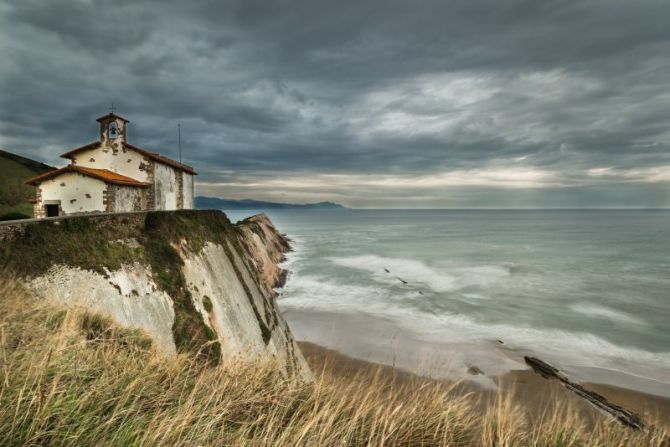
[524,356,645,430]
[467,365,484,375]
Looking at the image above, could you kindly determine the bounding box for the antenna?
[178,123,182,164]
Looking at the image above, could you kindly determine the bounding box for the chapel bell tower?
[97,112,129,145]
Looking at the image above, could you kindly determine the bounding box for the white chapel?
[26,112,196,218]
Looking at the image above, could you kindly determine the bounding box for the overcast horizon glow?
[1,0,669,208]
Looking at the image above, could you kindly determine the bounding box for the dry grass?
[0,277,667,446]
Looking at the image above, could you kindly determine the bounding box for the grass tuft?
[202,295,213,313]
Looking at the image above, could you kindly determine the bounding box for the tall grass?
[0,277,667,446]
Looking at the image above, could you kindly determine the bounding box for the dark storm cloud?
[1,0,669,207]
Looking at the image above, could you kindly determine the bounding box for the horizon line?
[220,206,670,211]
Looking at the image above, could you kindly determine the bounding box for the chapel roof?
[95,112,129,123]
[25,165,151,187]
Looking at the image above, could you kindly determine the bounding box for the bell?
[108,122,119,138]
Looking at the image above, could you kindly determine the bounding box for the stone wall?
[176,171,184,209]
[33,187,44,218]
[144,158,156,211]
[102,184,115,212]
[0,211,148,243]
[113,185,148,213]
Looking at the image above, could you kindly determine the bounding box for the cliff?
[235,213,292,290]
[0,210,310,379]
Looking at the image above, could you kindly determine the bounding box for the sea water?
[226,209,670,395]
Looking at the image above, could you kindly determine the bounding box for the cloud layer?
[1,0,669,207]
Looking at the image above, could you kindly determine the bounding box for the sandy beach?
[298,341,670,428]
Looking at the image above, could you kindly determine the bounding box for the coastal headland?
[1,210,667,445]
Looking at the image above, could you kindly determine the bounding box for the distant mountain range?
[195,196,347,210]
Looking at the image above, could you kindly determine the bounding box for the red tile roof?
[60,141,196,175]
[25,165,150,187]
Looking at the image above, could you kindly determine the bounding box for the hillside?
[196,196,346,210]
[0,149,54,219]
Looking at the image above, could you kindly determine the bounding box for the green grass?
[0,207,32,221]
[1,277,668,447]
[0,216,142,277]
[202,295,213,312]
[0,149,54,219]
[142,211,234,364]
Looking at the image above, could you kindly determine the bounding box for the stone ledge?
[0,211,152,242]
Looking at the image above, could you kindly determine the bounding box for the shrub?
[203,295,213,312]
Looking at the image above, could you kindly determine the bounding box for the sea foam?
[328,254,510,292]
[280,269,670,384]
[569,303,644,325]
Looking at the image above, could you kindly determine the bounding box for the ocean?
[226,209,670,396]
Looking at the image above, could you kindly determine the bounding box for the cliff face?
[0,211,310,379]
[235,214,291,290]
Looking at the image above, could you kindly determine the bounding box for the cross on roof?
[110,103,116,113]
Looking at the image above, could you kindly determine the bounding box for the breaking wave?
[570,303,644,325]
[328,254,510,292]
[280,271,670,383]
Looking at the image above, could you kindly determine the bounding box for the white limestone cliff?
[1,211,310,379]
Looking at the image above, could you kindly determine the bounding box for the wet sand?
[299,341,670,427]
[285,308,670,398]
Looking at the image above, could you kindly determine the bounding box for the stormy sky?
[1,0,669,208]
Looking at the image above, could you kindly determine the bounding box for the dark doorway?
[45,204,59,217]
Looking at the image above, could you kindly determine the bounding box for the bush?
[202,295,213,312]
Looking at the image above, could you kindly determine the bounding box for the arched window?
[108,122,119,139]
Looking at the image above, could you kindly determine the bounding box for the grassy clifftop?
[0,210,241,277]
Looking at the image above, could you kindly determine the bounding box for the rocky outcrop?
[0,210,310,379]
[235,213,291,291]
[525,356,644,430]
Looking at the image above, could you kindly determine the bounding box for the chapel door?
[45,204,60,217]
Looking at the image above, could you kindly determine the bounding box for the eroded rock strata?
[0,210,310,379]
